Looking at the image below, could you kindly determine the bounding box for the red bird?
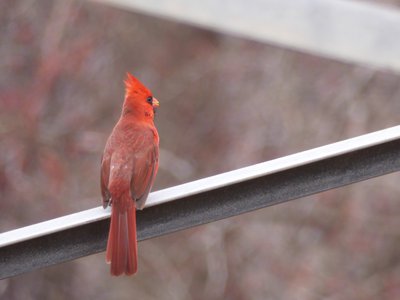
[100,73,159,275]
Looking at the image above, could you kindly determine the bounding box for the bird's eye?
[146,96,153,104]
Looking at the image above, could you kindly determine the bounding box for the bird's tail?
[106,197,137,276]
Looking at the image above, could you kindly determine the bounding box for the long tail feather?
[106,200,137,276]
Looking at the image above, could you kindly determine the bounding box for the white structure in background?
[96,0,400,72]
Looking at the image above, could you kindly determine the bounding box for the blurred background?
[1,0,400,299]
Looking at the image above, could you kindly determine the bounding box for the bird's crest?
[124,73,151,98]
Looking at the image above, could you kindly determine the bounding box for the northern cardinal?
[100,73,159,275]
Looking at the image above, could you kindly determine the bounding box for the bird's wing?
[130,133,159,210]
[100,151,112,208]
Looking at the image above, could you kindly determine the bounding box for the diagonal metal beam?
[93,0,400,73]
[1,125,400,279]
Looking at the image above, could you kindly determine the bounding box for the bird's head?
[123,73,159,119]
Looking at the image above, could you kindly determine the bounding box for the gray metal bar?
[2,125,399,248]
[1,135,399,279]
[94,0,400,72]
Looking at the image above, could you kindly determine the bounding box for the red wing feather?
[130,143,159,210]
[100,153,111,208]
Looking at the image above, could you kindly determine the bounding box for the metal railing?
[1,125,399,279]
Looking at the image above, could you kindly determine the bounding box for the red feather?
[101,73,159,276]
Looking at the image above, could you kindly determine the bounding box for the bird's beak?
[152,98,160,108]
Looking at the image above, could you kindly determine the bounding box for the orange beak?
[152,98,160,108]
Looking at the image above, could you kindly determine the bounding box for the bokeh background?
[1,0,400,299]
